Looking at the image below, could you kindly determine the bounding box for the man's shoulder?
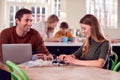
[29,28,43,39]
[1,27,15,34]
[30,28,39,34]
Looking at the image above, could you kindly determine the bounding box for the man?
[0,8,53,61]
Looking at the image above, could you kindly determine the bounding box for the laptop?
[2,44,32,64]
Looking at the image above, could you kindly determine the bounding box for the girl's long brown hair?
[80,14,112,57]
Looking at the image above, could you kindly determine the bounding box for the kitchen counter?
[45,42,120,47]
[44,42,83,46]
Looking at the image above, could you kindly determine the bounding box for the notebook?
[2,44,32,64]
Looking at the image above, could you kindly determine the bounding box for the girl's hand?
[64,56,77,64]
[58,54,67,61]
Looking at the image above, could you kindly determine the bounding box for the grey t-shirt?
[73,39,109,60]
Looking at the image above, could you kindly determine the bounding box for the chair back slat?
[6,60,29,80]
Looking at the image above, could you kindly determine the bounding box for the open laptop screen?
[2,44,32,64]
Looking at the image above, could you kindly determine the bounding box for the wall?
[0,0,7,31]
[66,0,86,29]
[0,0,4,31]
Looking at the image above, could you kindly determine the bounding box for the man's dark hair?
[15,8,32,21]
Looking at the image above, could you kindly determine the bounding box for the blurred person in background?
[32,14,62,42]
[54,22,74,40]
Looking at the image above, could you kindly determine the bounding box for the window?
[7,0,61,27]
[9,6,21,26]
[31,6,46,23]
[54,0,61,17]
[86,0,118,29]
